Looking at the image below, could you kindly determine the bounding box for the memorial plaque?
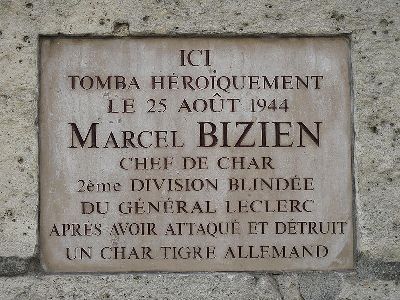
[40,37,353,272]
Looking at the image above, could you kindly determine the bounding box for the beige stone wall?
[0,0,398,298]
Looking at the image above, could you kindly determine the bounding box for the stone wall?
[0,0,398,298]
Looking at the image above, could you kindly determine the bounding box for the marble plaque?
[40,37,353,272]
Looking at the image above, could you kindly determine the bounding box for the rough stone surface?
[0,274,284,300]
[0,0,399,298]
[0,272,399,300]
[338,277,399,300]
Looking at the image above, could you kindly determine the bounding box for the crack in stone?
[270,276,284,300]
[297,280,305,300]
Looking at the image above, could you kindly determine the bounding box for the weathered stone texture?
[0,0,399,298]
[0,274,286,300]
[0,272,399,300]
